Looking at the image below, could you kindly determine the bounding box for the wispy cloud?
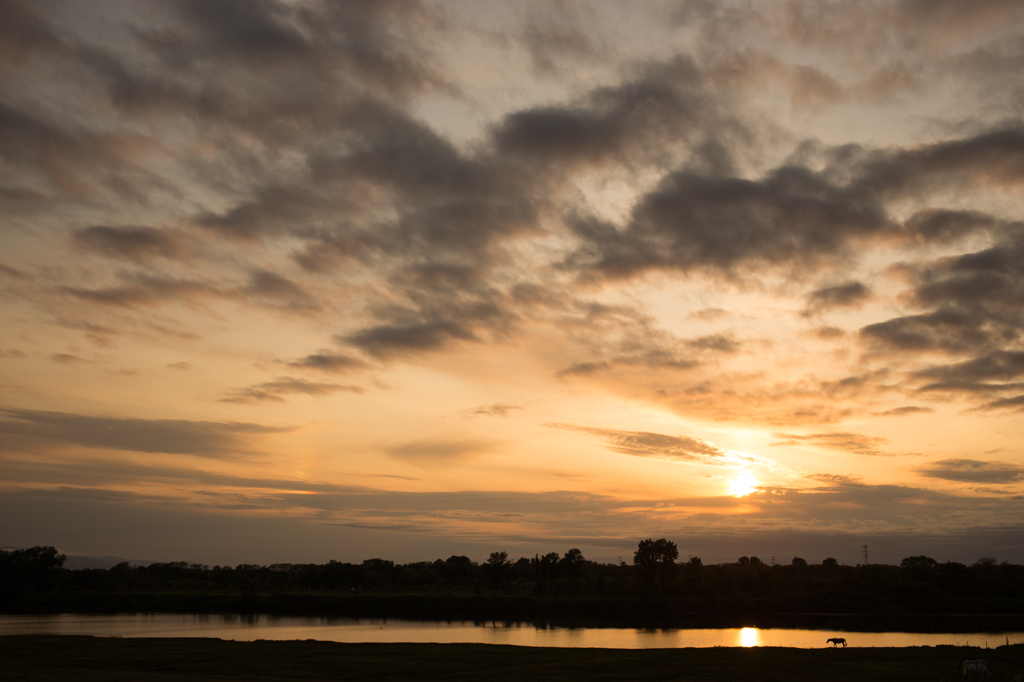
[915,459,1024,485]
[461,403,522,418]
[0,408,293,458]
[773,432,907,457]
[221,378,364,403]
[547,423,731,465]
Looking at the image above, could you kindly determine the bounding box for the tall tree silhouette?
[633,538,678,593]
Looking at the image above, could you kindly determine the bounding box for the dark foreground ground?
[2,636,1023,681]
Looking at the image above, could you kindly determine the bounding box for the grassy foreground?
[2,636,1023,681]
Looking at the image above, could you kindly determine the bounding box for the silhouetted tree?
[561,548,584,572]
[532,552,560,595]
[560,548,586,593]
[791,557,807,568]
[822,557,839,568]
[436,555,475,584]
[0,546,67,606]
[899,555,938,582]
[634,538,678,592]
[361,558,396,590]
[484,551,511,592]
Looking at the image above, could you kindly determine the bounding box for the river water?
[1,614,1020,649]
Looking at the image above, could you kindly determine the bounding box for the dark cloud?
[0,100,152,202]
[221,377,363,403]
[73,226,189,264]
[566,165,890,280]
[977,394,1024,411]
[0,408,291,457]
[0,349,26,358]
[494,56,715,169]
[68,0,448,154]
[915,458,1024,484]
[860,307,993,354]
[804,281,872,314]
[185,95,537,358]
[547,423,728,464]
[62,272,222,308]
[861,231,1024,409]
[59,268,321,314]
[166,361,192,370]
[244,270,319,312]
[0,0,65,70]
[915,350,1024,384]
[853,126,1024,199]
[565,127,1024,283]
[286,351,366,373]
[345,319,479,358]
[901,209,1000,245]
[166,0,445,95]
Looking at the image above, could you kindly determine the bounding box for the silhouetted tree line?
[4,542,1024,616]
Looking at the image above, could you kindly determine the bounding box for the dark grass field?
[2,636,1023,681]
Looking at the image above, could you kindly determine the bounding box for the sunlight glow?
[739,627,760,647]
[729,470,758,497]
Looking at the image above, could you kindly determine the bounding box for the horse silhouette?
[827,637,847,647]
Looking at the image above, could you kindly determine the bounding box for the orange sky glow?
[2,0,1024,566]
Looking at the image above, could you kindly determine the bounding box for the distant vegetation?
[3,541,1024,620]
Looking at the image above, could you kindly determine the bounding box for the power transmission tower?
[862,544,869,564]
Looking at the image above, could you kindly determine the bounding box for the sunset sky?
[3,0,1024,567]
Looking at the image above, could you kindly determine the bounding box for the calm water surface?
[2,614,1021,649]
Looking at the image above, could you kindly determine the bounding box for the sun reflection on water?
[739,627,760,647]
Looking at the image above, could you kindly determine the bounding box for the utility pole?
[862,544,869,564]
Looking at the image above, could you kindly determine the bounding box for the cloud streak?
[915,459,1024,484]
[548,423,731,465]
[0,409,292,458]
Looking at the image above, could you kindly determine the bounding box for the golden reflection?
[729,470,758,497]
[739,627,760,647]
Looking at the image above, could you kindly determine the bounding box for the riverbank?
[3,636,1023,681]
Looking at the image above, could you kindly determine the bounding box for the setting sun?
[729,471,759,498]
